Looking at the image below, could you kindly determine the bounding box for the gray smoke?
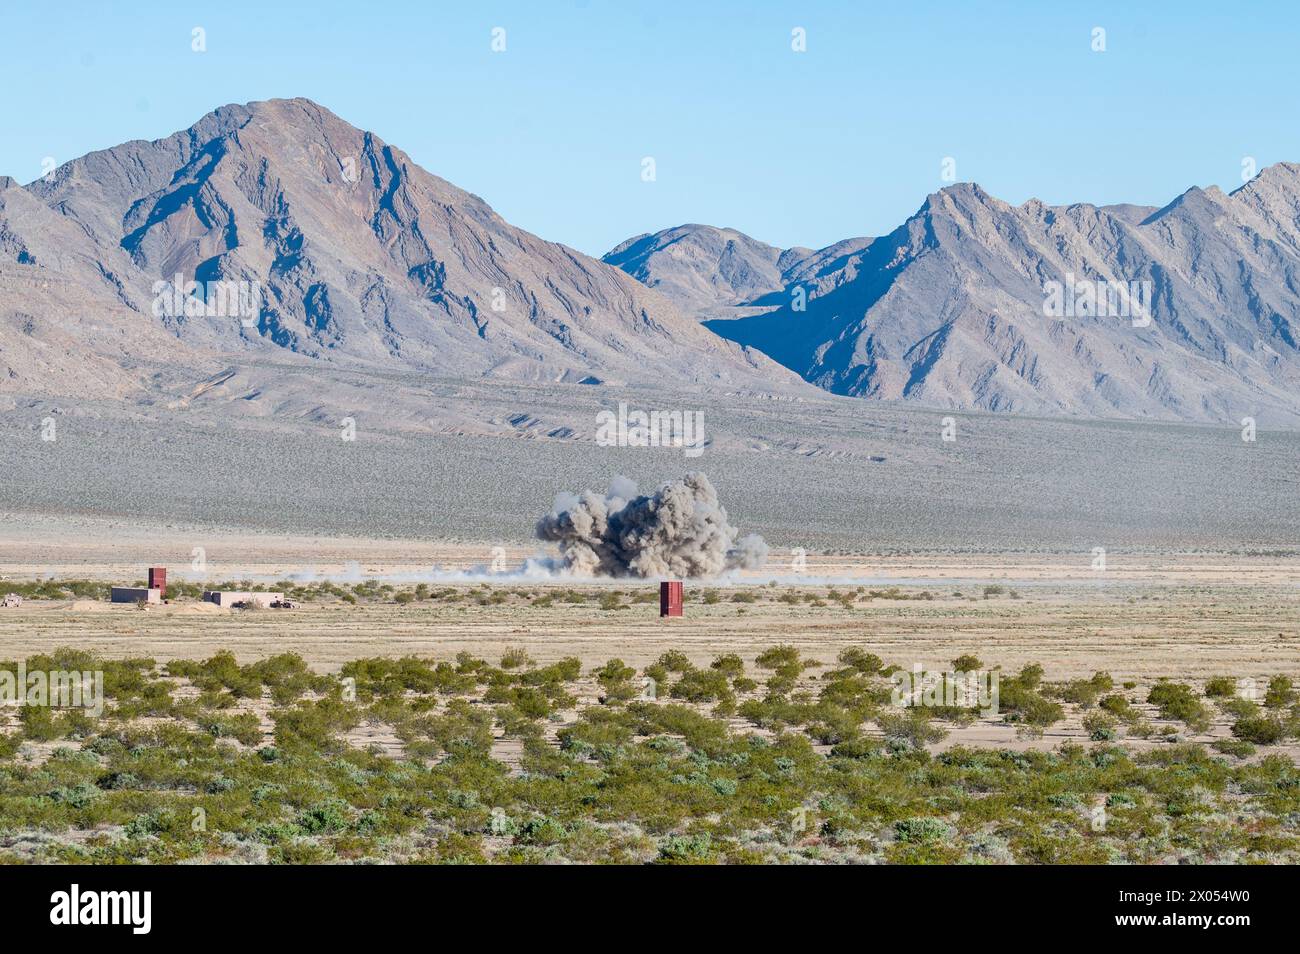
[535,472,768,578]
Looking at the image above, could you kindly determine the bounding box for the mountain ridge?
[607,169,1300,424]
[0,98,805,402]
[6,98,1300,425]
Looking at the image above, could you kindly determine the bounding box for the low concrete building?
[111,587,161,604]
[203,591,285,608]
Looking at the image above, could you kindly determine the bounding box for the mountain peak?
[3,99,804,397]
[600,223,793,318]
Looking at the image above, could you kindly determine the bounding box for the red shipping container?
[659,580,683,617]
[148,567,167,598]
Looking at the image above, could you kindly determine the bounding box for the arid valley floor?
[2,393,1298,864]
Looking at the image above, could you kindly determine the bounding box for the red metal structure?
[659,580,683,617]
[148,567,167,598]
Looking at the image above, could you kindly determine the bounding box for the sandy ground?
[8,585,1291,762]
[2,578,1296,682]
[2,540,1297,762]
[2,521,1297,587]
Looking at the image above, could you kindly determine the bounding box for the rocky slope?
[601,224,810,317]
[0,99,802,400]
[609,174,1300,424]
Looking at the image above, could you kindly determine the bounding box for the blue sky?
[2,1,1297,256]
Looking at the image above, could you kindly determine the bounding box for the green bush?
[656,651,691,673]
[1082,711,1119,741]
[710,654,745,678]
[1265,676,1296,709]
[671,668,733,704]
[1203,676,1238,698]
[838,648,883,674]
[895,817,951,844]
[1147,681,1212,733]
[877,708,947,749]
[1232,716,1286,745]
[499,648,531,670]
[1211,738,1256,759]
[755,646,801,670]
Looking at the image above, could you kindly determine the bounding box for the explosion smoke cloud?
[536,472,768,578]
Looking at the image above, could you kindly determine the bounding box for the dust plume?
[535,472,768,579]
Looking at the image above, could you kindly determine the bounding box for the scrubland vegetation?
[2,644,1299,865]
[0,579,1014,609]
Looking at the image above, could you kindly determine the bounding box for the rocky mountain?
[601,225,809,317]
[608,174,1300,424]
[600,224,880,321]
[0,99,802,400]
[10,99,1300,426]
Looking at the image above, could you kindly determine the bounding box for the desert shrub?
[656,651,691,673]
[598,593,626,611]
[594,659,636,687]
[895,817,951,844]
[499,647,531,670]
[1203,676,1238,698]
[594,659,639,705]
[1218,696,1260,719]
[412,699,495,757]
[764,664,802,695]
[1018,664,1044,690]
[520,657,581,685]
[1048,672,1113,707]
[629,703,729,754]
[483,684,566,719]
[341,656,474,697]
[1147,681,1212,732]
[19,705,60,740]
[755,646,801,670]
[655,833,714,864]
[838,648,883,674]
[997,665,1063,728]
[272,696,362,752]
[1128,720,1154,738]
[671,668,733,705]
[1232,715,1286,745]
[730,592,757,604]
[1211,738,1256,759]
[167,650,262,698]
[247,653,326,705]
[298,798,353,834]
[1082,711,1119,741]
[805,704,863,745]
[192,710,263,746]
[951,655,983,673]
[982,585,1005,599]
[710,654,745,678]
[1265,676,1296,709]
[830,737,880,759]
[1099,694,1136,722]
[877,708,947,749]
